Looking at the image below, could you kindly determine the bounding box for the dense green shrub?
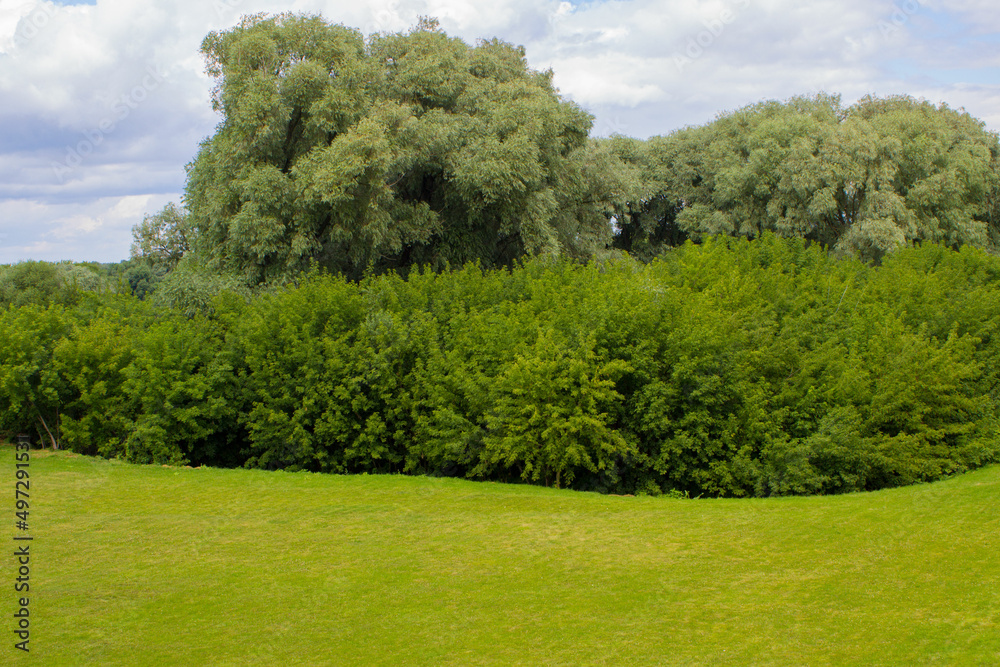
[52,302,137,456]
[477,330,632,488]
[0,304,71,446]
[238,272,367,471]
[120,311,244,465]
[3,235,998,496]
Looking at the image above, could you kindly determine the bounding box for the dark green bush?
[5,236,998,496]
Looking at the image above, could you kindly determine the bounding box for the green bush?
[4,235,998,496]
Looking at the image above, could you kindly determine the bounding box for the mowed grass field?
[5,446,1000,666]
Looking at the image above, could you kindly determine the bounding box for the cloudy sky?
[1,0,998,264]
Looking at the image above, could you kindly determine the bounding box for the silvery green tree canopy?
[184,13,637,284]
[633,94,1000,262]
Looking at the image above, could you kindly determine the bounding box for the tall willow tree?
[185,14,633,284]
[640,94,1000,261]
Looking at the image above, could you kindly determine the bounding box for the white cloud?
[552,54,669,107]
[0,193,176,264]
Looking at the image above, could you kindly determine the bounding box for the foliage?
[176,236,1000,493]
[5,233,1000,495]
[150,256,251,317]
[172,15,1000,283]
[0,260,107,308]
[0,304,71,446]
[51,302,137,456]
[184,13,627,284]
[606,135,689,259]
[237,272,367,472]
[119,307,244,466]
[130,202,195,272]
[642,94,1000,262]
[478,330,632,488]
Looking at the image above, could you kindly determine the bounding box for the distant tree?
[0,261,65,308]
[185,13,622,284]
[644,94,1000,262]
[123,263,166,300]
[98,259,166,300]
[0,261,106,308]
[604,135,687,260]
[151,256,251,318]
[130,202,194,271]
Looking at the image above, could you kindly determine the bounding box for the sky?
[0,0,998,264]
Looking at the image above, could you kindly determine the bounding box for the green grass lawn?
[5,446,999,665]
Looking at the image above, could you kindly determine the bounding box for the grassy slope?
[5,447,999,666]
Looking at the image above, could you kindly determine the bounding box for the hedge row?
[3,234,998,496]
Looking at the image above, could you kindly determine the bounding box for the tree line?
[131,13,998,289]
[2,235,998,496]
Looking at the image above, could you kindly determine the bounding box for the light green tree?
[185,13,622,284]
[644,94,1000,261]
[130,202,194,271]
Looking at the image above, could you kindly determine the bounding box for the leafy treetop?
[185,13,636,285]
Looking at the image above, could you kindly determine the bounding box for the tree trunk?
[34,408,58,450]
